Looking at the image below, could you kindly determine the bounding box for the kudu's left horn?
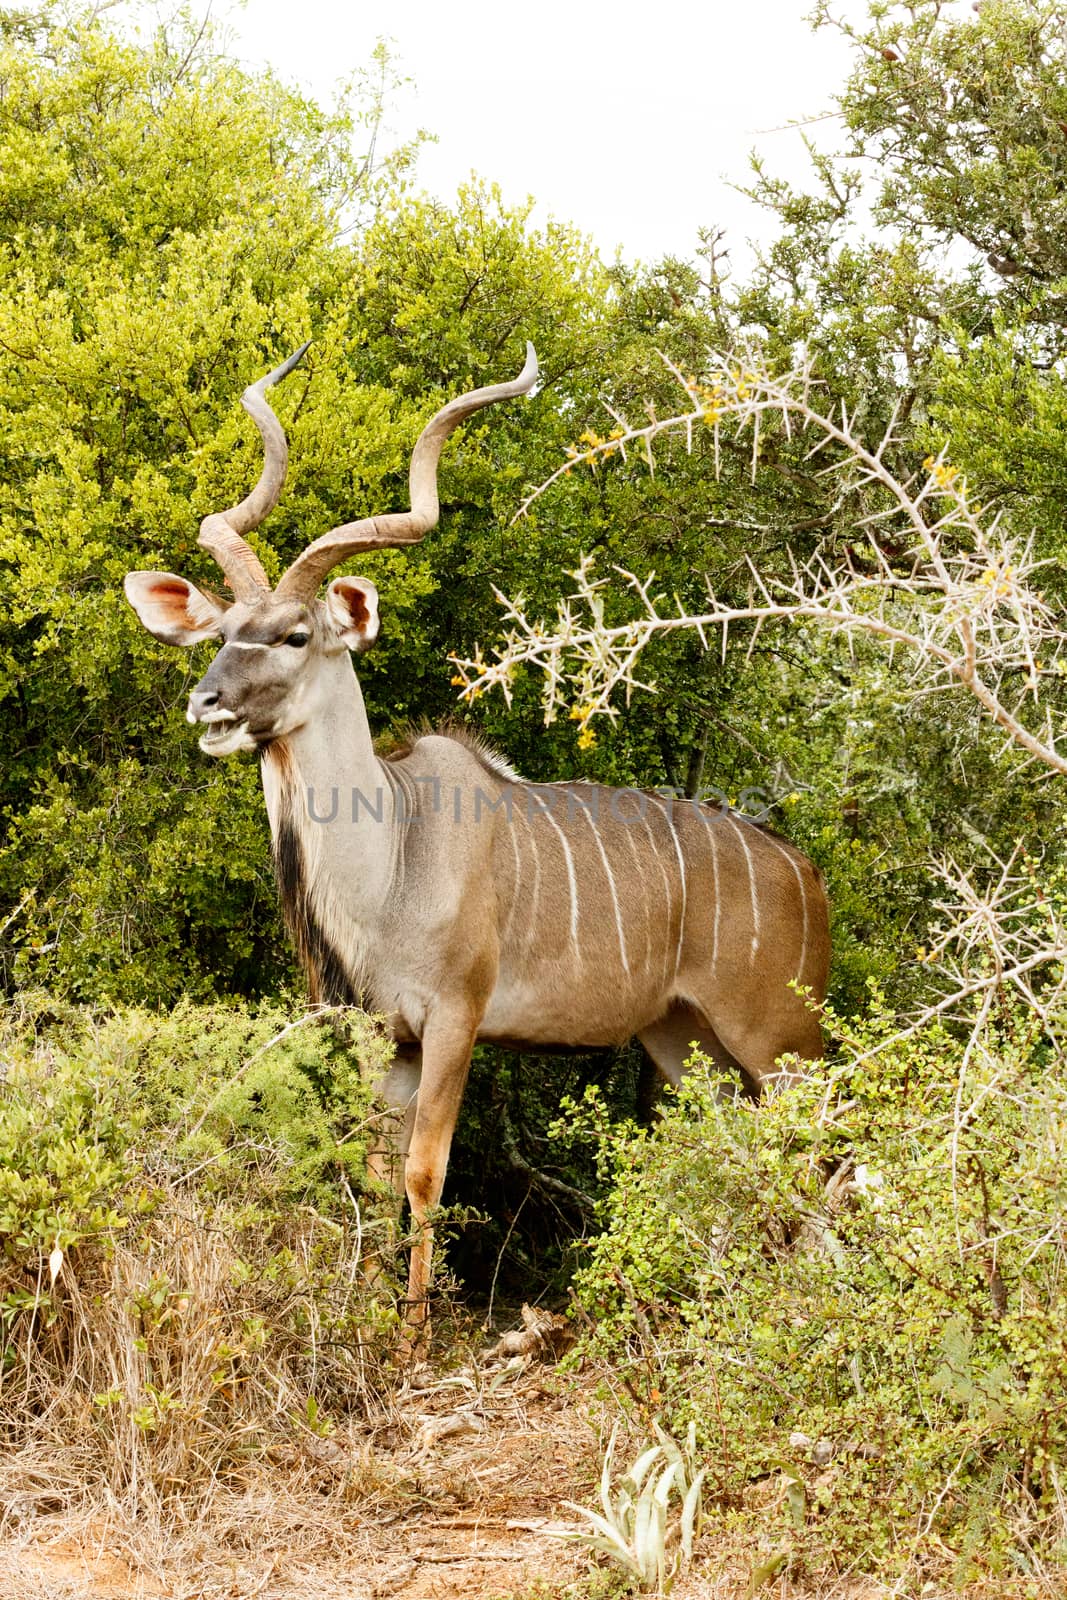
[197,341,311,603]
[273,342,539,603]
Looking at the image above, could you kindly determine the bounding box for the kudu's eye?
[285,632,310,648]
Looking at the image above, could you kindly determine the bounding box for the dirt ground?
[0,1320,952,1600]
[0,1339,596,1600]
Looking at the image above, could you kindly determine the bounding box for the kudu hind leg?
[367,1046,421,1192]
[710,1002,823,1093]
[638,1002,759,1100]
[365,1047,421,1281]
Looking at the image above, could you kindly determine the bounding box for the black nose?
[188,688,222,720]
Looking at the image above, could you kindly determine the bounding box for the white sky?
[224,0,881,273]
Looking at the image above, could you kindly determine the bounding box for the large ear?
[124,572,226,646]
[325,576,380,652]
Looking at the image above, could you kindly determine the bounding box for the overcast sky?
[223,0,887,273]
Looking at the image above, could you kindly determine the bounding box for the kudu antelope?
[124,343,830,1341]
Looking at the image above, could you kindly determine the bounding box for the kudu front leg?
[401,1006,478,1350]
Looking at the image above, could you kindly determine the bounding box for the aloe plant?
[556,1420,706,1592]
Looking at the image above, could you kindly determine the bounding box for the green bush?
[0,997,400,1517]
[566,1002,1067,1591]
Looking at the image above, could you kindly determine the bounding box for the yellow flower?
[450,674,466,687]
[916,946,927,962]
[931,460,960,490]
[577,727,597,750]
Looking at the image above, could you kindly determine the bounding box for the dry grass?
[0,1309,597,1600]
[0,1001,597,1597]
[0,1183,404,1532]
[0,1306,1047,1600]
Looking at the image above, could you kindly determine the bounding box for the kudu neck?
[281,647,383,801]
[260,648,398,912]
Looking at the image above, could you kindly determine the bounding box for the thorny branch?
[449,350,1067,1045]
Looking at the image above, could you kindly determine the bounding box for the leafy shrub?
[566,1002,1067,1592]
[0,996,400,1519]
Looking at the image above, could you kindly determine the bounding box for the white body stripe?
[524,821,542,958]
[764,833,809,983]
[501,817,522,946]
[389,767,408,897]
[650,796,687,975]
[580,809,629,974]
[705,813,721,966]
[621,820,653,976]
[730,815,761,963]
[640,812,674,985]
[541,808,580,946]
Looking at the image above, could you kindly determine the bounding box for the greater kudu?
[124,344,830,1341]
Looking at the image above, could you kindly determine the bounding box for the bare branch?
[467,351,1067,776]
[458,349,1067,1047]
